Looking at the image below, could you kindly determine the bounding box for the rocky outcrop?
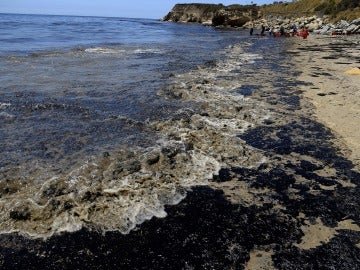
[245,15,360,35]
[162,4,260,27]
[314,18,360,34]
[162,4,220,25]
[163,3,359,35]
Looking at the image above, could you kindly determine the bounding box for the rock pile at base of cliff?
[246,16,360,35]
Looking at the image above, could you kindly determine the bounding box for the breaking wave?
[0,43,268,239]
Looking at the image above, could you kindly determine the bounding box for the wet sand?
[1,35,360,269]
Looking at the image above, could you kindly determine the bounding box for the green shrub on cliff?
[261,0,360,21]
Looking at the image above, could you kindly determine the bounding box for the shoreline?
[1,32,360,269]
[291,34,360,171]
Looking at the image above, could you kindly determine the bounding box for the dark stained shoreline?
[1,138,360,269]
[1,38,360,269]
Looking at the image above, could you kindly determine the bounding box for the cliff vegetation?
[163,1,360,25]
[261,0,360,22]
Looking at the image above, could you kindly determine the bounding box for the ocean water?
[0,13,276,238]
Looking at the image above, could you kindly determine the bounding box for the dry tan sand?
[245,249,276,270]
[295,215,360,250]
[284,34,360,254]
[291,35,360,170]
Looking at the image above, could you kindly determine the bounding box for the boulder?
[227,17,251,27]
[335,20,350,29]
[307,22,320,31]
[313,24,332,35]
[345,24,358,34]
[351,18,360,25]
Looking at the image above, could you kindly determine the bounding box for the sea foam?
[0,42,268,239]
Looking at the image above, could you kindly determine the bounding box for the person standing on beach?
[298,27,309,39]
[291,24,297,36]
[269,26,273,36]
[250,23,254,35]
[280,25,285,36]
[261,25,265,36]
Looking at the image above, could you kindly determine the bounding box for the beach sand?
[211,34,360,269]
[291,35,360,171]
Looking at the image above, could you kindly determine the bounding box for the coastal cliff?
[162,4,260,27]
[163,2,360,35]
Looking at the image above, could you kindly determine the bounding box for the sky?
[0,0,276,19]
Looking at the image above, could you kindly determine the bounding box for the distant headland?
[162,1,360,35]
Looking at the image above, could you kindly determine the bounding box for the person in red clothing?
[298,27,309,39]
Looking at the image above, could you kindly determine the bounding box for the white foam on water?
[0,111,15,121]
[0,102,11,109]
[84,47,164,55]
[84,47,127,54]
[0,41,269,239]
[51,213,83,235]
[199,116,253,135]
[133,48,164,54]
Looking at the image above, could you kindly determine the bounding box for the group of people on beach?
[250,23,309,39]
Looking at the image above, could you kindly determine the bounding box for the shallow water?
[0,13,287,238]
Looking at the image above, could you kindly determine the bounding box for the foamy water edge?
[0,44,269,239]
